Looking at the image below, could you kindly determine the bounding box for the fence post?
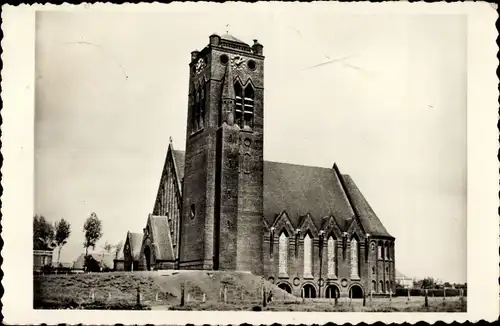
[202,293,206,303]
[262,286,267,307]
[136,285,141,306]
[187,293,191,303]
[108,292,111,301]
[370,290,373,307]
[424,289,428,307]
[443,288,446,301]
[363,293,366,307]
[349,290,352,306]
[407,288,410,304]
[301,287,305,303]
[389,290,392,302]
[334,291,338,306]
[155,292,159,301]
[180,283,185,307]
[224,285,227,303]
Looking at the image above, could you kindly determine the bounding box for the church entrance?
[278,283,292,293]
[325,284,340,298]
[144,246,152,271]
[349,284,364,299]
[302,284,317,298]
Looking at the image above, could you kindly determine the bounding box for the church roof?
[341,174,392,237]
[168,150,392,238]
[149,215,175,261]
[127,231,144,260]
[263,161,355,230]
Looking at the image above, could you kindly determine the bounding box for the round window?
[220,54,229,65]
[247,60,256,70]
[190,204,196,220]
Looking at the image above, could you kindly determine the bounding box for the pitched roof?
[342,174,393,238]
[149,215,175,261]
[164,149,391,236]
[263,161,354,229]
[127,232,143,260]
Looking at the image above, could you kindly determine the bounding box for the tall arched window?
[234,82,254,129]
[350,237,360,279]
[303,233,313,278]
[243,85,254,129]
[378,242,383,260]
[371,280,376,293]
[327,236,336,278]
[278,232,288,276]
[379,280,384,293]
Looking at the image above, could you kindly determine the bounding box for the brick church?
[122,33,396,298]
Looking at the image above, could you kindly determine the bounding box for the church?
[118,33,396,299]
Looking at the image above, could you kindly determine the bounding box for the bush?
[394,287,465,297]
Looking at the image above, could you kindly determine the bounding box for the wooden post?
[262,286,267,307]
[334,291,338,306]
[91,290,95,302]
[301,288,305,303]
[187,293,191,303]
[202,293,206,303]
[108,292,111,301]
[136,285,141,306]
[224,286,227,303]
[407,288,410,304]
[180,283,185,307]
[155,292,159,301]
[389,290,392,302]
[349,290,352,306]
[443,288,446,301]
[424,289,428,307]
[370,290,373,307]
[363,293,366,307]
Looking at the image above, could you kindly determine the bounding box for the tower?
[179,34,265,275]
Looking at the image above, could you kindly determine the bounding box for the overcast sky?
[35,6,466,282]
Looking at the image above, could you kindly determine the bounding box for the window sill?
[278,274,289,279]
[351,276,361,281]
[303,275,314,280]
[327,275,338,280]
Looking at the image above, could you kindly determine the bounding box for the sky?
[34,7,467,283]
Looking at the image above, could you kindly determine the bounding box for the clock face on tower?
[195,58,205,75]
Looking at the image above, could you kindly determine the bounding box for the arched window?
[234,82,254,129]
[278,232,288,276]
[386,281,390,293]
[385,243,390,260]
[371,280,377,293]
[234,82,243,128]
[378,242,383,260]
[303,233,313,278]
[350,237,360,279]
[379,280,384,293]
[327,236,336,278]
[243,85,254,129]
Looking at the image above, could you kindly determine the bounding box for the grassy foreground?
[34,271,466,312]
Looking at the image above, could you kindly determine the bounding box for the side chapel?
[129,33,396,298]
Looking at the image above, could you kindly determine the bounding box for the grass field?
[34,271,466,312]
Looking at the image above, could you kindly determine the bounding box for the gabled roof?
[148,215,175,261]
[342,174,393,238]
[126,231,143,260]
[263,161,354,229]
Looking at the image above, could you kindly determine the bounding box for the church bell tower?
[179,34,264,275]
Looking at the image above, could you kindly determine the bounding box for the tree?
[33,215,55,251]
[421,277,435,289]
[83,212,103,270]
[102,241,114,254]
[114,240,124,259]
[54,218,71,264]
